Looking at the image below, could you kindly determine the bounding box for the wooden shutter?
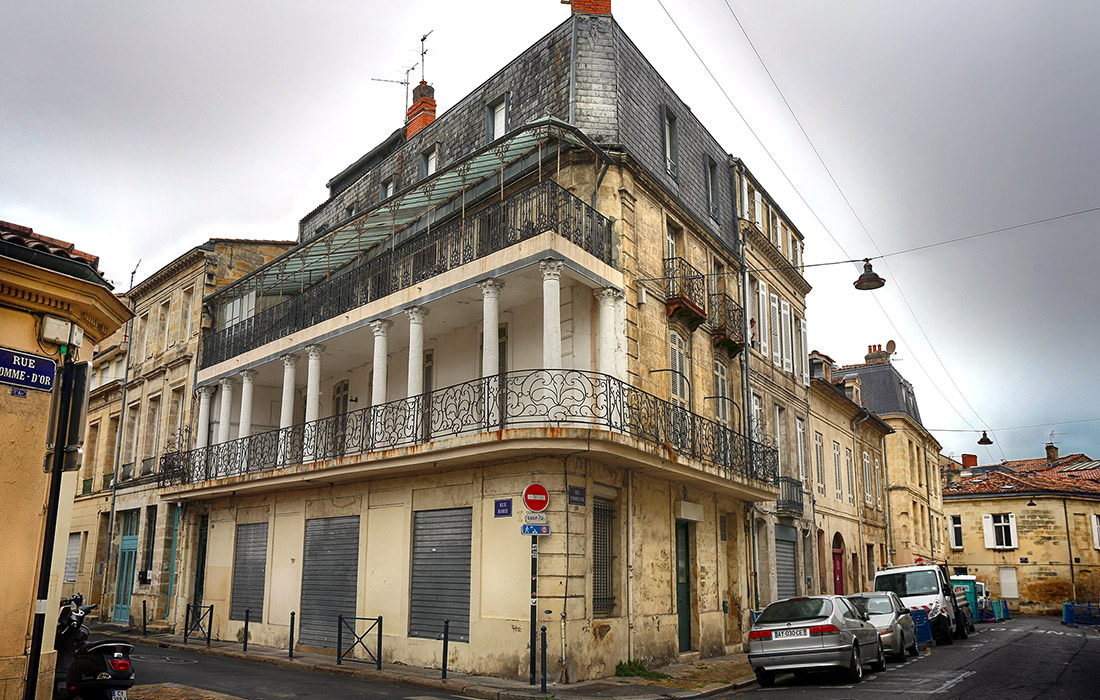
[64,532,80,583]
[754,191,764,229]
[231,522,268,622]
[756,281,769,357]
[982,514,995,549]
[800,318,809,385]
[1092,514,1100,550]
[493,100,507,140]
[1008,512,1018,548]
[770,293,781,366]
[780,299,792,372]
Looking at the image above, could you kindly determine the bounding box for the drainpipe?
[882,434,895,565]
[852,411,872,585]
[1063,498,1077,600]
[626,469,635,660]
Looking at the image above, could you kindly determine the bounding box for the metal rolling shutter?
[410,508,472,642]
[299,516,360,648]
[775,525,798,600]
[231,523,268,621]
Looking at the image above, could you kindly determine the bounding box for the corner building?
[160,2,814,680]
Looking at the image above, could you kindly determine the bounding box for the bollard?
[142,600,147,637]
[243,609,250,652]
[540,626,547,693]
[441,619,449,679]
[376,616,383,671]
[337,615,343,666]
[184,604,191,644]
[289,612,296,658]
[207,605,213,646]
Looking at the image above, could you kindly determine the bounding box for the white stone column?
[478,279,504,378]
[304,344,324,424]
[238,369,257,439]
[594,288,623,377]
[195,385,215,449]
[406,306,429,397]
[217,377,234,444]
[370,320,393,406]
[540,260,564,370]
[279,354,298,430]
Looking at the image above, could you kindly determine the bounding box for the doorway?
[832,532,846,595]
[193,514,209,606]
[675,521,692,652]
[113,510,139,622]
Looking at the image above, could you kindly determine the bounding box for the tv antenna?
[420,30,433,83]
[371,62,418,115]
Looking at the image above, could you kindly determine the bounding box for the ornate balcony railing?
[708,292,745,351]
[663,257,707,331]
[160,369,778,489]
[776,476,804,516]
[201,180,614,368]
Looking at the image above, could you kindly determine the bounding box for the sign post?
[523,483,548,685]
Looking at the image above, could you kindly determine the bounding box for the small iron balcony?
[776,476,804,517]
[708,292,745,353]
[663,257,707,331]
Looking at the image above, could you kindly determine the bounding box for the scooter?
[54,598,135,700]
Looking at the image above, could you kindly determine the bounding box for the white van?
[873,563,971,644]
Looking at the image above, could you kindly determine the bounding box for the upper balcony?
[160,368,779,498]
[776,476,804,517]
[663,257,707,331]
[708,292,745,354]
[201,120,614,370]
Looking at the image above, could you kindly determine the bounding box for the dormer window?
[422,146,438,178]
[705,156,720,222]
[662,106,679,179]
[488,96,508,141]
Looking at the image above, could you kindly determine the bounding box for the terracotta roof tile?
[1,219,101,271]
[945,468,1100,498]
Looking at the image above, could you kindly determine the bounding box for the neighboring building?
[63,239,292,630]
[0,221,129,699]
[943,444,1100,614]
[827,344,946,565]
[806,352,892,596]
[157,1,806,680]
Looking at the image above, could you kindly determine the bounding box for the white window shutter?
[780,300,793,372]
[800,317,809,385]
[755,192,764,229]
[1008,512,1018,548]
[757,281,769,357]
[493,100,506,140]
[741,176,749,220]
[770,293,781,366]
[982,514,995,549]
[1092,514,1100,550]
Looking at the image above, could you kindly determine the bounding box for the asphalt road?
[723,615,1100,699]
[128,641,467,700]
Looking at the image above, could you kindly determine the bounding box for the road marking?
[850,669,974,694]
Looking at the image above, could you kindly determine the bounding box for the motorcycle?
[54,597,135,700]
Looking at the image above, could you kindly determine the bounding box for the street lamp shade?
[853,259,886,291]
[977,431,993,445]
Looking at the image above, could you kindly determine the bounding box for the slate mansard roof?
[835,361,924,426]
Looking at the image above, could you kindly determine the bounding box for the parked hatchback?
[748,596,885,686]
[847,592,918,660]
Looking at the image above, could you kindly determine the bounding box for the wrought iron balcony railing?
[161,369,778,489]
[202,180,614,368]
[663,257,707,331]
[708,292,745,349]
[776,476,804,516]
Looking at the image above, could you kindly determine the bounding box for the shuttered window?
[1092,514,1100,550]
[231,522,268,621]
[669,330,689,407]
[299,516,360,648]
[775,525,798,599]
[863,452,873,504]
[951,515,964,549]
[755,279,769,357]
[846,448,854,504]
[983,513,1017,549]
[799,318,809,385]
[769,293,780,367]
[64,532,81,583]
[795,418,806,483]
[814,432,825,496]
[833,442,842,500]
[713,361,729,425]
[780,299,792,372]
[593,498,614,616]
[489,98,508,141]
[410,508,472,642]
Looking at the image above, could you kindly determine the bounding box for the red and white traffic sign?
[522,483,549,512]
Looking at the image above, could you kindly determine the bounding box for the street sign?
[523,512,548,525]
[494,498,513,517]
[568,485,586,506]
[521,524,550,536]
[0,347,56,392]
[522,483,549,512]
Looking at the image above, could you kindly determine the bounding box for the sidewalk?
[97,624,755,700]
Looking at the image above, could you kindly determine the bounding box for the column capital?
[239,369,257,383]
[197,384,217,398]
[478,278,505,298]
[540,259,564,281]
[281,353,299,368]
[405,306,430,324]
[306,344,325,359]
[219,376,236,390]
[594,287,624,306]
[370,319,394,337]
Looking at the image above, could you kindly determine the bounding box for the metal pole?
[23,357,74,700]
[530,535,537,685]
[336,615,342,665]
[289,612,296,658]
[207,605,213,646]
[376,616,383,670]
[540,626,548,693]
[184,604,190,643]
[244,609,249,652]
[143,599,148,637]
[441,619,449,679]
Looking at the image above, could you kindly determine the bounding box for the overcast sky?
[3,0,1097,464]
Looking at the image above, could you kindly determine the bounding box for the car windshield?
[875,570,939,597]
[757,598,833,624]
[849,596,893,615]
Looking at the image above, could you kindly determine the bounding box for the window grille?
[593,497,615,616]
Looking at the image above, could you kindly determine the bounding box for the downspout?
[1063,498,1077,600]
[626,469,635,660]
[882,434,895,564]
[852,411,872,586]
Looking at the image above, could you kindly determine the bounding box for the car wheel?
[755,668,775,687]
[938,619,954,645]
[846,644,863,683]
[907,632,920,657]
[872,640,887,672]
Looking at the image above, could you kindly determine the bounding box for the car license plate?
[772,628,809,639]
[111,691,128,700]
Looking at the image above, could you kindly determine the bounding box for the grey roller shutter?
[231,522,268,621]
[775,537,798,600]
[299,516,360,648]
[410,508,472,642]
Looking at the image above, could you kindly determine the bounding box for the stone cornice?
[740,219,812,297]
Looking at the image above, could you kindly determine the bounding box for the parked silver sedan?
[848,592,919,660]
[748,596,885,686]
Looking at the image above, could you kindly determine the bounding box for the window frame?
[592,496,616,617]
[705,156,721,222]
[661,105,679,179]
[421,145,438,178]
[814,432,825,496]
[487,94,509,142]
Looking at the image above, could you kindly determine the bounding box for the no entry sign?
[522,483,549,512]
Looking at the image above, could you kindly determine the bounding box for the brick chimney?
[864,343,890,365]
[568,0,612,15]
[1045,442,1059,465]
[405,80,437,140]
[962,454,978,469]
